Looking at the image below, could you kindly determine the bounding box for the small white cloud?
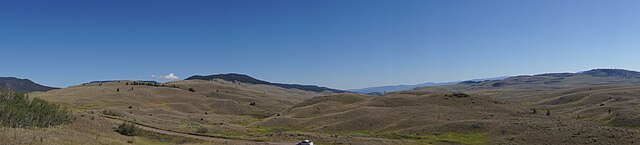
[153,73,179,80]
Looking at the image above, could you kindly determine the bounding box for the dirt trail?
[102,116,295,145]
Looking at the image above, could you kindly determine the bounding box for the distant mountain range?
[0,77,57,92]
[428,69,640,91]
[186,73,347,93]
[349,76,509,94]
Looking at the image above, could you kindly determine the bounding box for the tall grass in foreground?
[0,90,73,128]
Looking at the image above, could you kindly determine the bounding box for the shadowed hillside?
[0,77,57,92]
[186,73,347,93]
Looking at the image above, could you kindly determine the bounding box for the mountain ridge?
[0,77,58,92]
[86,80,160,84]
[417,69,640,92]
[350,76,508,94]
[186,73,347,93]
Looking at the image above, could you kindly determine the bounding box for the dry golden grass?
[258,91,640,144]
[12,73,640,144]
[23,79,328,144]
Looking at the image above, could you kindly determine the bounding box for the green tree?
[0,91,73,128]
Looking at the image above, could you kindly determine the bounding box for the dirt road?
[102,116,295,145]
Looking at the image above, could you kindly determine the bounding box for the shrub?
[545,109,551,116]
[103,110,122,117]
[451,92,470,98]
[188,88,195,92]
[115,122,141,136]
[0,91,74,128]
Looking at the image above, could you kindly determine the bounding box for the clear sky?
[0,0,638,89]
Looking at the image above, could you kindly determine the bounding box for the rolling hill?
[0,77,57,92]
[29,79,334,144]
[417,69,640,128]
[186,73,347,93]
[257,91,640,144]
[10,69,640,145]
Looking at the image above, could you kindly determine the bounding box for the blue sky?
[0,0,638,89]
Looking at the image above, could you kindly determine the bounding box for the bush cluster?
[115,122,141,136]
[0,91,74,128]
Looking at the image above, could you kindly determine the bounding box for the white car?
[296,140,313,145]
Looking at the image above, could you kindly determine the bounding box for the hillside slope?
[258,91,640,144]
[417,69,640,128]
[30,79,331,140]
[186,73,346,93]
[0,77,57,92]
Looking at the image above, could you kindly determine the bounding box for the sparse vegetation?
[195,127,208,134]
[188,88,195,92]
[0,90,73,128]
[351,131,487,145]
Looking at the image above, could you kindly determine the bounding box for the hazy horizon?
[1,0,639,89]
[4,68,636,90]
